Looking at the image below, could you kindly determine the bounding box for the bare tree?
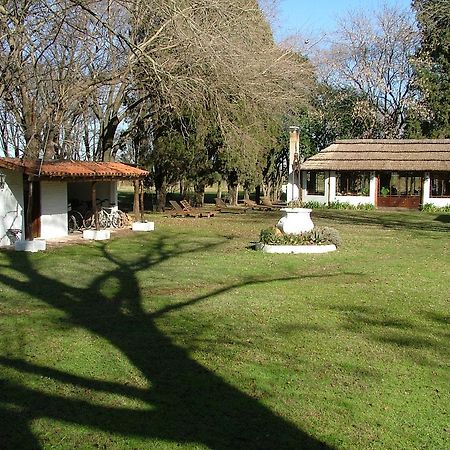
[315,4,420,138]
[1,2,85,157]
[0,0,313,174]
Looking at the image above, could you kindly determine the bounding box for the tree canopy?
[412,0,450,137]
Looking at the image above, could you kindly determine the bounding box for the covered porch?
[0,158,148,246]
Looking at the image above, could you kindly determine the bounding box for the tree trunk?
[194,182,205,207]
[255,185,261,204]
[99,116,119,161]
[216,181,222,199]
[228,183,238,206]
[180,180,184,197]
[155,182,167,212]
[262,182,270,199]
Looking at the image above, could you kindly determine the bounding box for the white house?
[286,135,450,209]
[0,158,148,247]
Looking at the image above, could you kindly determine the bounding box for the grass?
[0,208,449,449]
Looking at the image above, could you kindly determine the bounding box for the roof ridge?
[335,139,450,144]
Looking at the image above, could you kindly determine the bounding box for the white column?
[328,171,336,204]
[370,171,377,205]
[287,126,300,202]
[423,172,431,204]
[110,181,118,210]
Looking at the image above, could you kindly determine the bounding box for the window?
[306,171,325,195]
[336,172,370,196]
[430,173,450,198]
[379,172,422,197]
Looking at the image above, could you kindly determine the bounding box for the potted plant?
[380,186,390,197]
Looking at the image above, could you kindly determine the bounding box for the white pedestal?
[83,229,111,240]
[132,222,155,232]
[277,208,314,234]
[15,238,47,252]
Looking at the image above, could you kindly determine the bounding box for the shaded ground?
[0,233,331,449]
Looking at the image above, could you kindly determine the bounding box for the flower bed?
[256,226,341,254]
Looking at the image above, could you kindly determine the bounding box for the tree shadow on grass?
[312,210,450,233]
[434,214,450,224]
[0,235,335,449]
[329,304,450,368]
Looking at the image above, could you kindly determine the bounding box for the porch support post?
[92,181,99,230]
[374,173,379,208]
[133,179,140,219]
[139,180,145,221]
[26,176,34,241]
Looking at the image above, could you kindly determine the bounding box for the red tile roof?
[0,158,148,179]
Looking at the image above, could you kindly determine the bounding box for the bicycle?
[68,210,85,233]
[84,200,130,229]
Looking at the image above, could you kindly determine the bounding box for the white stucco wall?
[422,173,450,207]
[0,169,24,246]
[40,181,68,239]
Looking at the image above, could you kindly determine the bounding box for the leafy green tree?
[294,84,379,159]
[413,0,450,137]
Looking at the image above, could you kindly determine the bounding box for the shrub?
[285,200,374,211]
[420,203,450,213]
[317,226,342,247]
[302,201,324,209]
[323,201,374,211]
[328,201,355,210]
[356,203,375,210]
[286,199,304,208]
[259,226,342,247]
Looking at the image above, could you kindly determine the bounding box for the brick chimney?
[287,126,300,202]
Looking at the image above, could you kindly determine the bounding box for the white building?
[0,158,148,247]
[287,136,450,209]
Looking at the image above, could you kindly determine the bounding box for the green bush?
[326,201,375,211]
[420,203,450,213]
[328,201,355,210]
[302,201,324,209]
[259,226,342,247]
[286,199,304,208]
[357,203,375,210]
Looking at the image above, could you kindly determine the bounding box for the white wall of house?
[0,169,24,246]
[40,181,68,239]
[423,172,450,207]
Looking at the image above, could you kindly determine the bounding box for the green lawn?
[0,209,449,449]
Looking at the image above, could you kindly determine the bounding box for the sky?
[273,0,413,41]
